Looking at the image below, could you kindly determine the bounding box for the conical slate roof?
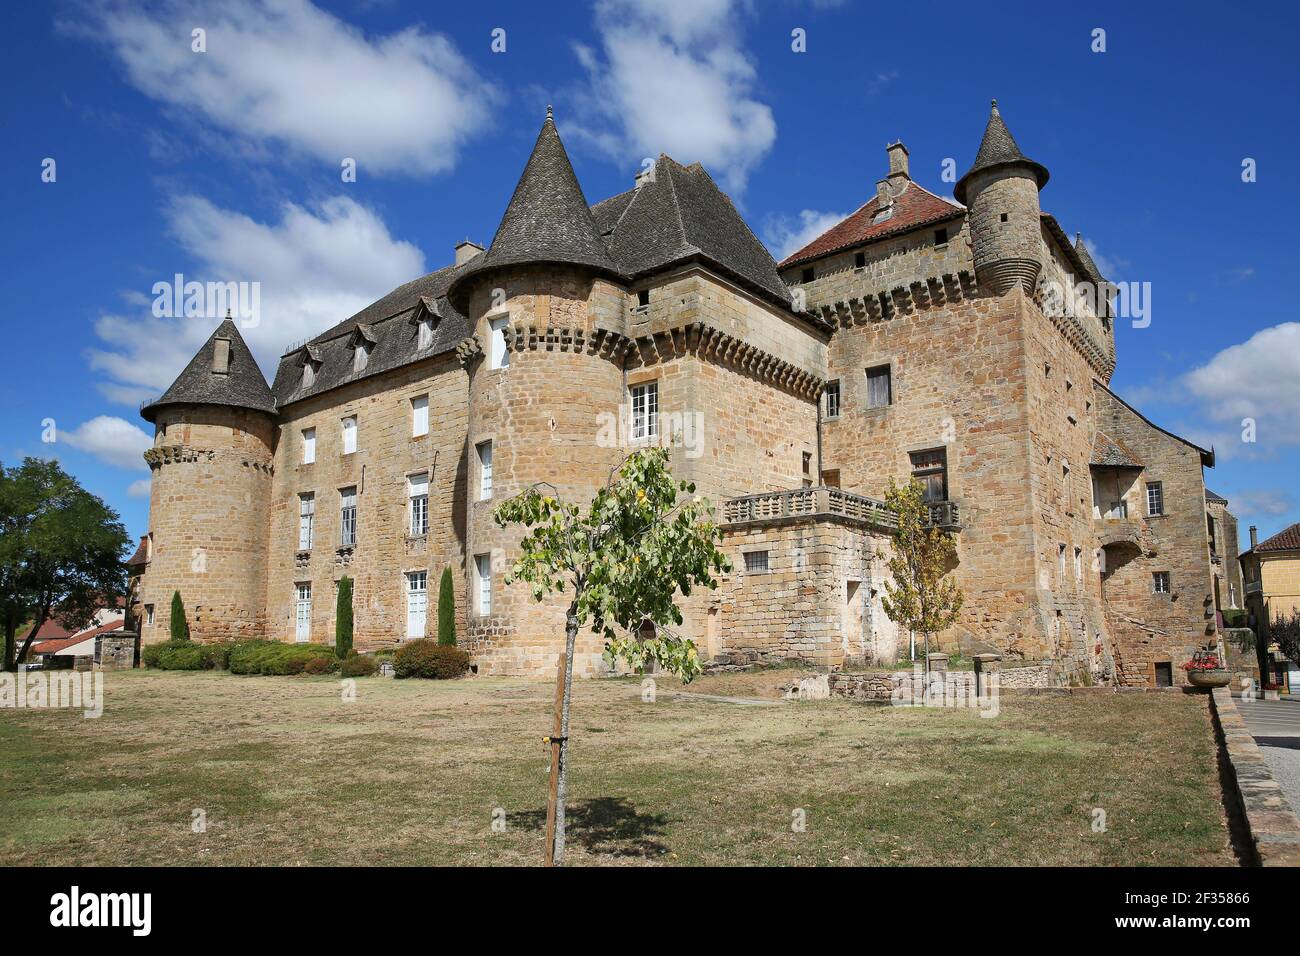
[954,100,1049,203]
[1073,232,1105,283]
[450,108,618,302]
[141,317,275,423]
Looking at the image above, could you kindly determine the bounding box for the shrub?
[340,654,379,677]
[229,640,337,676]
[394,639,470,679]
[169,591,190,642]
[1222,608,1248,629]
[303,655,340,675]
[437,567,456,646]
[142,640,235,670]
[336,576,354,658]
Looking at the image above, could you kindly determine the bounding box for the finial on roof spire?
[991,98,998,108]
[225,308,232,320]
[546,104,553,120]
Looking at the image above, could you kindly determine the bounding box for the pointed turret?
[450,107,618,305]
[1073,232,1105,284]
[957,100,1049,295]
[141,315,275,423]
[954,99,1049,204]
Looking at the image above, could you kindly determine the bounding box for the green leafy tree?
[0,458,129,670]
[335,576,353,656]
[880,478,964,676]
[1272,610,1300,677]
[493,448,730,865]
[437,566,456,646]
[169,591,190,642]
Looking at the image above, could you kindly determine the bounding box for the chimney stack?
[886,141,910,182]
[1250,526,1258,549]
[455,240,485,266]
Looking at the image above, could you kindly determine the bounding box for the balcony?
[1246,580,1263,596]
[721,487,960,533]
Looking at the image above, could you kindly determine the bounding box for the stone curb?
[1210,686,1300,866]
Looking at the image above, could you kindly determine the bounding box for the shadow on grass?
[514,797,670,858]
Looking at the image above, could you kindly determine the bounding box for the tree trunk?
[15,605,49,670]
[2,610,15,672]
[552,603,580,866]
[1256,627,1271,692]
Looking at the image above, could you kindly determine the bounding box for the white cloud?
[1183,322,1300,456]
[87,194,426,401]
[128,478,154,498]
[1232,489,1292,518]
[60,416,153,471]
[763,209,852,261]
[70,0,497,176]
[568,0,776,193]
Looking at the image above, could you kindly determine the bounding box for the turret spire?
[140,318,275,423]
[954,99,1049,204]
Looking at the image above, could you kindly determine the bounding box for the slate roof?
[1254,523,1300,553]
[1205,488,1228,505]
[595,154,794,307]
[778,181,964,269]
[270,262,470,407]
[1073,233,1105,284]
[141,319,276,422]
[450,108,619,304]
[954,100,1050,204]
[1090,431,1144,469]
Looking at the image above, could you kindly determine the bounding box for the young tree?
[0,458,129,670]
[880,478,964,682]
[1271,610,1300,677]
[335,576,354,657]
[493,448,730,865]
[169,591,190,642]
[437,566,456,646]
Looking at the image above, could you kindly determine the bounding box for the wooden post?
[544,652,566,867]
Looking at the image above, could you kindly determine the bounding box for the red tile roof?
[30,620,123,656]
[1255,523,1300,553]
[779,182,964,269]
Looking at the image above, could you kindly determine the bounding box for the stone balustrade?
[721,486,961,532]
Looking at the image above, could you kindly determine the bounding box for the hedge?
[340,653,379,677]
[394,639,470,679]
[142,640,236,671]
[228,640,338,676]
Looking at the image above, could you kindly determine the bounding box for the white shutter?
[406,572,428,638]
[342,416,357,454]
[295,584,311,642]
[490,317,509,369]
[412,395,429,437]
[302,427,315,464]
[478,441,493,499]
[477,554,492,615]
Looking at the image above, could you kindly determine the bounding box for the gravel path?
[1258,742,1300,813]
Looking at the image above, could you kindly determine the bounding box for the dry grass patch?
[0,670,1233,866]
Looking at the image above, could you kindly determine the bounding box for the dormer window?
[302,361,316,388]
[353,342,370,373]
[417,316,434,350]
[212,337,231,374]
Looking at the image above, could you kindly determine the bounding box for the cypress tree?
[169,590,190,642]
[437,567,456,646]
[336,576,354,657]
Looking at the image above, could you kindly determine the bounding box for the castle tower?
[447,108,629,677]
[955,100,1050,295]
[138,317,276,644]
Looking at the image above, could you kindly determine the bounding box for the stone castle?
[126,101,1239,687]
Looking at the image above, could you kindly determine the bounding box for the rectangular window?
[298,493,315,550]
[417,317,433,350]
[636,289,650,308]
[802,451,813,488]
[909,448,947,503]
[934,228,948,245]
[866,365,892,408]
[1154,662,1173,687]
[212,338,231,374]
[1146,482,1164,516]
[302,363,315,388]
[145,604,155,626]
[489,315,510,369]
[744,550,770,573]
[411,395,429,438]
[477,440,493,500]
[406,571,428,639]
[631,382,659,441]
[340,487,357,547]
[824,381,840,419]
[476,554,492,615]
[1207,513,1217,555]
[295,583,311,643]
[301,427,316,464]
[854,251,866,269]
[1153,571,1170,594]
[1058,543,1067,578]
[341,415,357,455]
[408,474,429,536]
[1074,546,1083,581]
[801,267,815,283]
[353,344,369,373]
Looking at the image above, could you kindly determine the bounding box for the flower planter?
[1187,668,1231,688]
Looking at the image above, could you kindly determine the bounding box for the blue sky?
[3,0,1297,551]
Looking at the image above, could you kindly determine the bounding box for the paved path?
[1238,697,1300,814]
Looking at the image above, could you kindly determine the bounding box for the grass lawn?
[0,668,1234,866]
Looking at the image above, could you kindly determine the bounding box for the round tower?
[138,317,276,644]
[954,100,1050,295]
[448,108,629,677]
